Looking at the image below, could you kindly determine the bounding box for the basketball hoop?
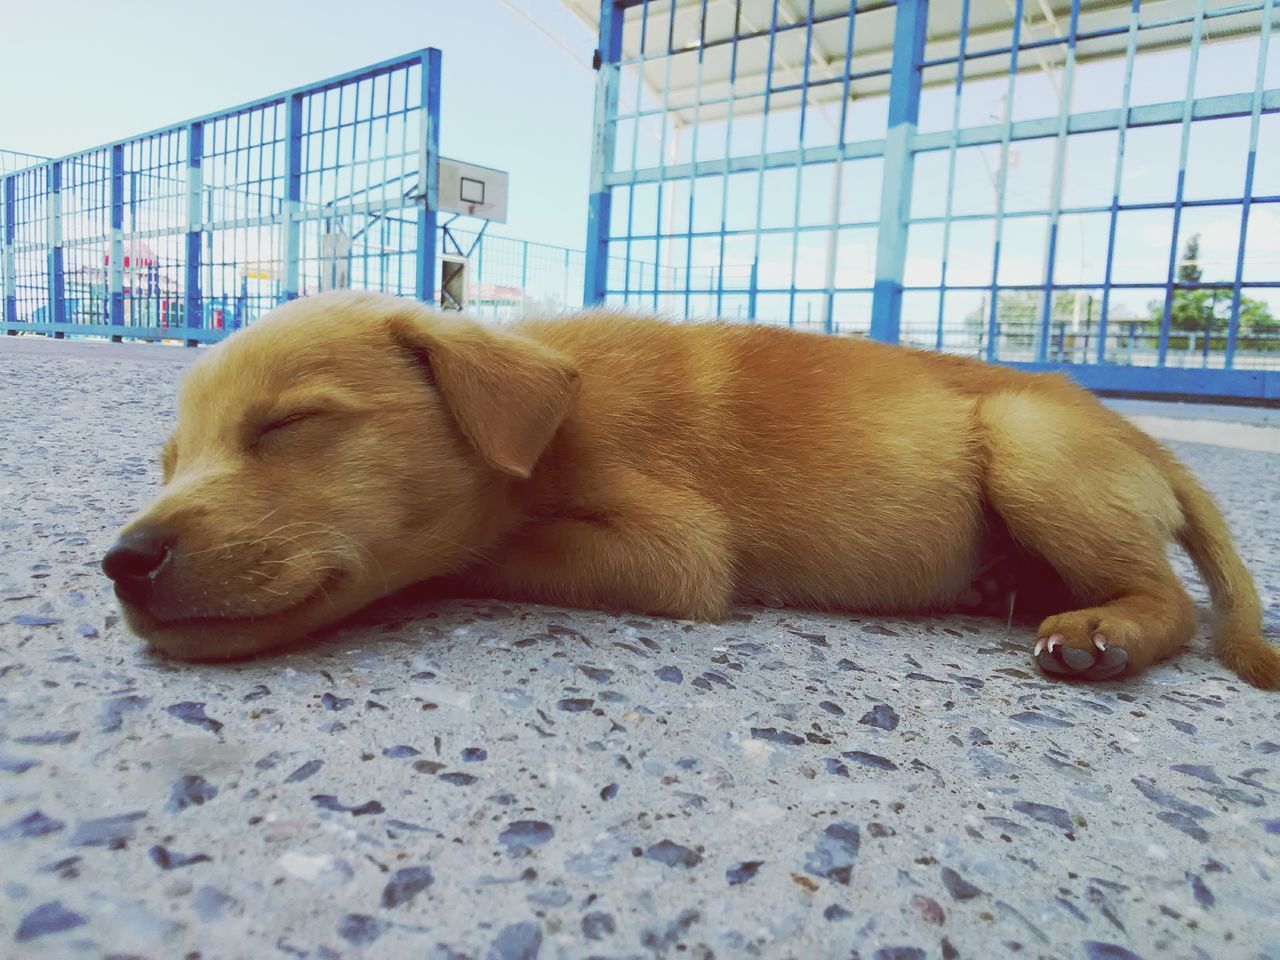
[439,158,508,223]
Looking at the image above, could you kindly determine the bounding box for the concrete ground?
[1,334,1278,960]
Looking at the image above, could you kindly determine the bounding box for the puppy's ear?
[389,307,579,479]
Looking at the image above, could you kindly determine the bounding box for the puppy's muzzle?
[102,526,177,607]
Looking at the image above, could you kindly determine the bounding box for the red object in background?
[103,240,158,268]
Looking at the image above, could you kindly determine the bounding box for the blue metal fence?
[0,53,593,341]
[584,0,1280,401]
[1,52,448,344]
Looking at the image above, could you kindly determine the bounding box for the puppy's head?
[103,291,578,659]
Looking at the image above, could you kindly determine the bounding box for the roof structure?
[559,0,1268,126]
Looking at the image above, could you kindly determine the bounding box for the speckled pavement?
[2,335,1278,960]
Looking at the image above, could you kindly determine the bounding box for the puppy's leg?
[472,470,734,621]
[978,391,1197,680]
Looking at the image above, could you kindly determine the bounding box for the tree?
[952,236,1278,356]
[1148,234,1276,347]
[1241,296,1280,338]
[960,290,1098,358]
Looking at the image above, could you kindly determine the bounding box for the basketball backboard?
[439,157,509,223]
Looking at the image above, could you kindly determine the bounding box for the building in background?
[570,0,1280,399]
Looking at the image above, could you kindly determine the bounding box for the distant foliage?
[1146,234,1278,349]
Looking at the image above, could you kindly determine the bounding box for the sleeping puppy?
[102,291,1278,688]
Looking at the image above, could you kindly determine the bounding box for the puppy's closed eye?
[250,411,324,450]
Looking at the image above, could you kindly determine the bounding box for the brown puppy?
[103,290,1278,688]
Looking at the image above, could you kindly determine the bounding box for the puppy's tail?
[1168,462,1278,689]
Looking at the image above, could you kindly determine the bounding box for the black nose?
[102,527,176,601]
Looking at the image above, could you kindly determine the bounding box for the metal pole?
[748,0,782,323]
[1094,0,1140,365]
[1225,0,1272,370]
[521,239,529,310]
[681,0,710,321]
[784,0,816,329]
[652,2,678,313]
[1157,3,1205,368]
[935,0,972,352]
[184,123,203,346]
[1035,1,1080,363]
[47,161,66,336]
[2,176,15,331]
[283,93,303,302]
[821,0,859,335]
[713,0,744,320]
[109,145,124,340]
[416,48,442,303]
[983,0,1024,363]
[869,0,928,344]
[583,0,624,305]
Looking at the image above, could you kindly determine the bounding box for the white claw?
[1047,634,1062,653]
[1093,634,1108,652]
[1034,638,1045,656]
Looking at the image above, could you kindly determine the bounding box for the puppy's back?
[516,314,997,609]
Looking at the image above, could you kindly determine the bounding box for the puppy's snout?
[102,527,177,602]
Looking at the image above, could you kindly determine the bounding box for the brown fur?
[109,290,1277,688]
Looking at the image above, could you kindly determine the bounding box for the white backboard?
[439,157,509,223]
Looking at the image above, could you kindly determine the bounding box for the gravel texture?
[2,334,1278,960]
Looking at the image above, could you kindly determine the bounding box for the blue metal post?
[713,0,744,320]
[983,0,1024,363]
[933,0,972,352]
[184,124,203,345]
[416,48,442,303]
[1158,4,1205,368]
[521,239,529,305]
[283,94,303,301]
[748,0,782,322]
[108,145,124,339]
[584,0,625,305]
[869,0,928,344]
[2,176,14,330]
[1035,2,1080,363]
[650,0,679,314]
[47,162,66,335]
[476,224,485,306]
[784,0,817,329]
[1225,0,1272,369]
[681,0,710,321]
[823,0,860,335]
[1094,1,1141,366]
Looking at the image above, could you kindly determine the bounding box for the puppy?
[103,291,1278,688]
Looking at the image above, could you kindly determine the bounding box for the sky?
[0,0,598,250]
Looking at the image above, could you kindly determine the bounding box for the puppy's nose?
[102,527,176,601]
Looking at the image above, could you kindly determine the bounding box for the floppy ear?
[389,307,580,479]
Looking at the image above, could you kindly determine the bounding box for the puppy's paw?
[1033,611,1132,681]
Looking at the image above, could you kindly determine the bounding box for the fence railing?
[441,227,586,320]
[584,0,1280,401]
[3,51,446,344]
[0,53,599,343]
[0,149,49,176]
